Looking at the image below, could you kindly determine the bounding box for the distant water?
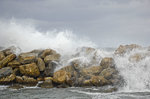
[1,87,150,99]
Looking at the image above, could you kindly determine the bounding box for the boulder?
[40,49,57,59]
[44,62,56,77]
[115,44,141,55]
[129,53,144,62]
[37,58,45,71]
[44,77,53,81]
[90,76,109,86]
[44,54,60,63]
[16,76,38,86]
[8,84,24,89]
[38,77,53,88]
[37,77,44,81]
[7,60,20,68]
[81,66,103,76]
[100,68,117,80]
[53,70,71,84]
[0,54,16,69]
[100,57,115,69]
[82,80,92,86]
[0,74,16,84]
[0,51,5,61]
[0,67,13,79]
[19,63,40,77]
[13,68,20,75]
[18,52,36,64]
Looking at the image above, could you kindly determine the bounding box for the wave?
[0,19,150,92]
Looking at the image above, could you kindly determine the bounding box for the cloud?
[0,0,150,47]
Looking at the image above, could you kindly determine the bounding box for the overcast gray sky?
[0,0,150,47]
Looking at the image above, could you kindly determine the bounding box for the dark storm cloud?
[0,0,150,47]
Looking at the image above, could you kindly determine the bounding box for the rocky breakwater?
[0,46,124,92]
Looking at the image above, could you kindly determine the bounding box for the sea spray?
[1,19,150,92]
[0,19,96,55]
[114,48,150,92]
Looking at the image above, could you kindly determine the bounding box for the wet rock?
[8,84,24,89]
[0,51,5,61]
[82,80,92,86]
[44,62,56,77]
[0,54,16,69]
[0,67,13,78]
[37,77,44,81]
[129,53,144,62]
[100,68,117,80]
[37,58,45,71]
[100,57,115,69]
[40,49,57,59]
[81,66,103,76]
[103,87,118,93]
[16,76,38,86]
[44,77,53,81]
[44,54,60,63]
[2,46,16,56]
[115,44,141,55]
[53,70,71,84]
[19,63,40,77]
[13,68,20,75]
[8,60,20,68]
[38,77,53,88]
[0,74,16,84]
[18,52,36,64]
[90,76,109,86]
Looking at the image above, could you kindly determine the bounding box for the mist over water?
[0,19,150,93]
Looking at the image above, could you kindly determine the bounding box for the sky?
[0,0,150,47]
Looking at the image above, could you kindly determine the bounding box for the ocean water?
[1,87,150,99]
[0,20,150,99]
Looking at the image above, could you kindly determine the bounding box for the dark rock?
[16,76,38,86]
[44,62,56,77]
[0,67,13,79]
[0,74,16,84]
[38,77,53,88]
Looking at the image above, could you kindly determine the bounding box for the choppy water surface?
[0,87,150,99]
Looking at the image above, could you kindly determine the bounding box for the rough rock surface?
[115,44,141,55]
[0,54,16,69]
[8,60,20,68]
[53,70,71,84]
[18,52,36,64]
[16,76,38,86]
[100,57,115,69]
[0,67,13,78]
[19,63,40,77]
[38,77,53,88]
[0,51,5,61]
[0,74,16,84]
[44,54,60,63]
[37,58,45,71]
